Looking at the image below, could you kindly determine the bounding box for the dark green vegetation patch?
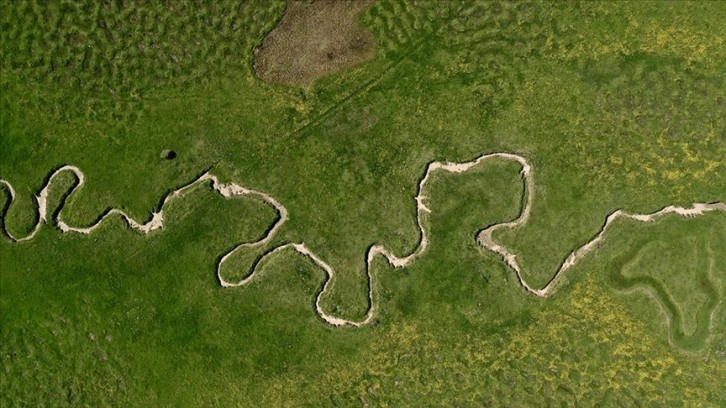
[1,0,725,406]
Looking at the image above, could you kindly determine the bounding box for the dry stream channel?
[1,154,724,327]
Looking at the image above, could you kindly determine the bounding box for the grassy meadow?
[1,0,725,405]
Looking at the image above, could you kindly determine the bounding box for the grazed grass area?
[1,0,725,405]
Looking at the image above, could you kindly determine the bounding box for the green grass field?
[1,0,725,405]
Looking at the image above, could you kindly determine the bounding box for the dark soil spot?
[161,149,176,160]
[254,0,375,89]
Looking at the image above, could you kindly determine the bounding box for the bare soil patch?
[254,0,375,89]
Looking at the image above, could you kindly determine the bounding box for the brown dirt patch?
[253,0,375,89]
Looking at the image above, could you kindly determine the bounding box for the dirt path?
[1,155,724,326]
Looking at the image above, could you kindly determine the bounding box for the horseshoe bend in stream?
[1,153,724,327]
